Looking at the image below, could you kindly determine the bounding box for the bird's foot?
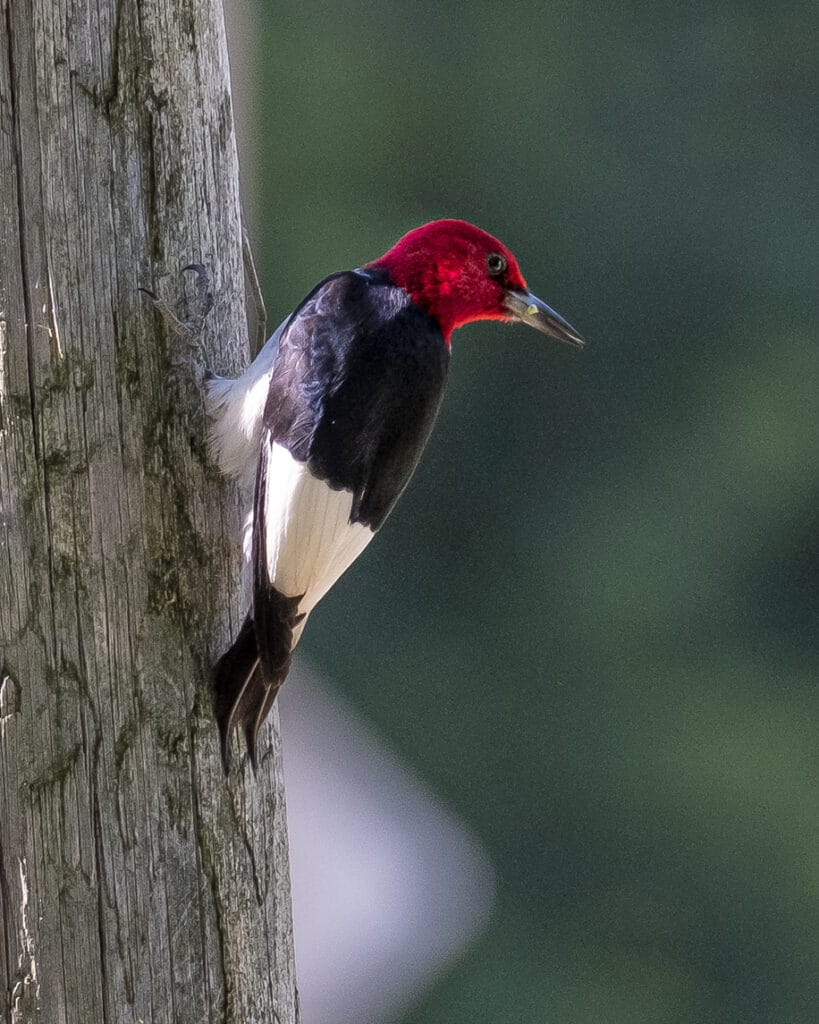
[140,263,214,373]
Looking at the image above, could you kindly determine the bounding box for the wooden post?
[0,1,298,1021]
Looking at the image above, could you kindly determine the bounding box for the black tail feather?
[212,600,301,772]
[242,667,276,772]
[212,616,262,772]
[245,670,288,771]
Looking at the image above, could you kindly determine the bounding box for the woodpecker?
[208,219,585,770]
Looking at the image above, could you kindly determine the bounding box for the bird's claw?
[180,263,215,330]
[140,262,215,372]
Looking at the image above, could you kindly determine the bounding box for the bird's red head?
[369,219,585,348]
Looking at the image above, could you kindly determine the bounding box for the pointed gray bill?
[505,289,586,348]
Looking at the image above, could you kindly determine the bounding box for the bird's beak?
[505,289,586,348]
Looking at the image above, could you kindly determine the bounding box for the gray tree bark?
[0,2,298,1022]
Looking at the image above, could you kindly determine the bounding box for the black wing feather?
[263,269,449,527]
[218,269,449,768]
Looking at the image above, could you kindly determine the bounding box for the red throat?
[367,219,527,344]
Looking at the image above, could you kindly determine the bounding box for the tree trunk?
[0,2,298,1022]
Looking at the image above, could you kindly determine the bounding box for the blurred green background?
[243,2,818,1020]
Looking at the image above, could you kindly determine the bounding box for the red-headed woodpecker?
[208,219,585,770]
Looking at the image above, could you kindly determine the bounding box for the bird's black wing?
[264,268,450,524]
[221,269,449,767]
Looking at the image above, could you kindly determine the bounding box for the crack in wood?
[0,312,7,433]
[0,668,21,722]
[4,5,61,671]
[9,857,38,1020]
[104,0,126,115]
[4,3,40,466]
[0,835,13,1019]
[91,737,113,1024]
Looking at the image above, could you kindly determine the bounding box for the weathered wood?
[0,1,297,1021]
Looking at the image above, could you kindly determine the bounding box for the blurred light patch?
[279,664,495,1024]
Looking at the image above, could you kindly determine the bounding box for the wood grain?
[0,1,297,1020]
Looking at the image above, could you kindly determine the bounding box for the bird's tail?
[212,614,288,773]
[213,616,261,771]
[212,599,304,772]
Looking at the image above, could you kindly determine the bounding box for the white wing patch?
[260,441,374,616]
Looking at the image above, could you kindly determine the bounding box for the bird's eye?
[486,253,507,277]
